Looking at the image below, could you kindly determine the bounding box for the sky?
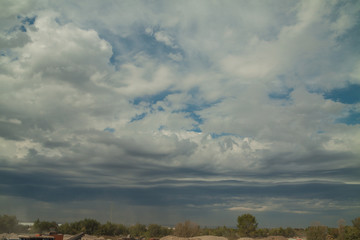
[0,0,360,228]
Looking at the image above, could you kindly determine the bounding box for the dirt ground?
[0,233,21,239]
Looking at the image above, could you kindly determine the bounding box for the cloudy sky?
[1,0,360,228]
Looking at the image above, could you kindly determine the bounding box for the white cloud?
[17,12,112,83]
[0,31,31,50]
[168,52,183,61]
[154,31,175,47]
[1,0,357,178]
[1,0,359,226]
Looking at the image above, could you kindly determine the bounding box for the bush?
[58,219,101,235]
[32,219,58,233]
[256,228,269,237]
[129,223,146,237]
[343,217,360,240]
[0,215,18,233]
[0,215,28,233]
[98,222,118,236]
[306,225,327,240]
[174,220,200,237]
[147,224,172,238]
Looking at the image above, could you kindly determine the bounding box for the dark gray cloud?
[0,0,360,228]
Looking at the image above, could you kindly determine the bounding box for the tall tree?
[0,215,18,233]
[237,214,258,237]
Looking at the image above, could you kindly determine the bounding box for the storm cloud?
[0,0,360,228]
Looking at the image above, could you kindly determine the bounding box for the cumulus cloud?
[0,0,359,227]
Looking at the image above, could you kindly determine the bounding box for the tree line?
[1,214,360,240]
[235,214,360,240]
[37,219,172,238]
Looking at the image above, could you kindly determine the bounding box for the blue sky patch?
[323,84,360,104]
[104,127,115,133]
[16,16,37,32]
[171,88,222,126]
[210,132,239,138]
[20,16,37,25]
[186,87,223,109]
[268,87,294,100]
[189,126,202,133]
[185,112,203,124]
[19,25,27,32]
[99,25,184,66]
[130,112,147,122]
[337,109,360,125]
[132,89,179,106]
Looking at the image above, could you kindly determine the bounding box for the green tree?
[58,222,72,234]
[114,224,129,236]
[79,218,101,235]
[237,214,258,237]
[174,220,200,237]
[306,225,327,240]
[147,224,162,238]
[68,221,82,234]
[327,228,338,239]
[32,219,58,233]
[129,223,147,237]
[344,217,360,240]
[147,224,171,238]
[0,215,18,233]
[59,219,128,236]
[98,222,118,236]
[352,217,360,231]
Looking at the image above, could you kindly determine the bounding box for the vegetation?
[129,223,147,237]
[58,220,170,237]
[1,214,360,240]
[146,224,172,238]
[174,220,200,237]
[33,219,58,233]
[0,215,28,233]
[306,225,327,240]
[201,226,237,240]
[96,222,129,236]
[237,213,258,237]
[344,217,360,240]
[58,219,101,235]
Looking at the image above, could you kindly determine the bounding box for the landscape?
[1,1,359,240]
[1,214,360,240]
